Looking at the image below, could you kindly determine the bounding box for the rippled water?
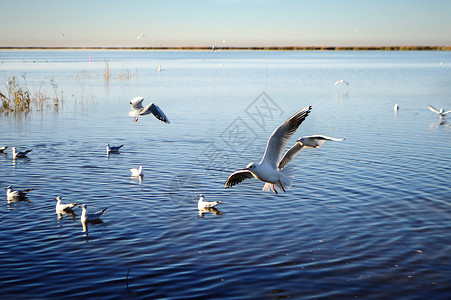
[1,50,451,299]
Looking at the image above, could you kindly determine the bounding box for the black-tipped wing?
[224,170,254,188]
[260,106,312,168]
[142,103,170,123]
[427,105,439,114]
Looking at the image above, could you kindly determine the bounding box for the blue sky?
[1,0,450,47]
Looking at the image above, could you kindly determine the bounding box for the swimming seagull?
[12,147,32,159]
[128,96,170,123]
[277,135,345,169]
[5,185,32,199]
[0,146,7,153]
[427,105,451,118]
[130,165,143,177]
[334,80,349,86]
[106,143,124,153]
[55,196,79,212]
[197,194,222,210]
[394,104,399,111]
[224,106,312,195]
[80,204,108,222]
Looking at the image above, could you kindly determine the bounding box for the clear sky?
[1,0,450,47]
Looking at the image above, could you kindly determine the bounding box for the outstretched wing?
[130,96,145,110]
[427,105,439,114]
[278,143,305,169]
[443,109,451,115]
[224,170,254,188]
[142,103,170,123]
[278,135,345,169]
[260,106,312,168]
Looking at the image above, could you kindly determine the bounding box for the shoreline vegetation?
[0,46,450,51]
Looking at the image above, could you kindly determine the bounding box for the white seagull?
[130,165,143,177]
[5,186,32,199]
[12,147,32,159]
[197,194,222,210]
[224,106,312,195]
[277,135,345,169]
[427,105,451,118]
[80,204,108,222]
[334,80,349,86]
[394,104,399,111]
[55,196,79,212]
[0,146,7,153]
[128,96,170,123]
[106,143,124,153]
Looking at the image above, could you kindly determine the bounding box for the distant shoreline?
[0,46,450,51]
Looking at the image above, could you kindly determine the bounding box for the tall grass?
[0,75,62,115]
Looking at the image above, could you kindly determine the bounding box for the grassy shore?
[0,46,450,51]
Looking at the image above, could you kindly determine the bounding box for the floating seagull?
[80,204,108,222]
[55,196,79,212]
[106,143,124,153]
[128,96,170,123]
[0,146,7,153]
[224,106,311,195]
[197,194,222,210]
[5,185,32,199]
[157,65,162,72]
[12,147,32,159]
[130,165,143,177]
[394,104,399,111]
[278,135,345,169]
[334,80,349,86]
[427,105,451,118]
[137,34,147,40]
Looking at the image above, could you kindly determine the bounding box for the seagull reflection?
[81,218,104,235]
[130,175,143,184]
[57,210,77,221]
[198,207,223,218]
[429,118,451,131]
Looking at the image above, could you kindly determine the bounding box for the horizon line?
[1,46,450,51]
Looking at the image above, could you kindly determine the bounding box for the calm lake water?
[1,50,451,299]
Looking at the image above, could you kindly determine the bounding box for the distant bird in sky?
[334,80,349,86]
[130,165,143,177]
[278,135,345,169]
[0,146,7,153]
[427,105,451,118]
[5,186,32,199]
[12,147,32,159]
[224,106,312,195]
[197,194,222,210]
[55,196,79,212]
[128,96,170,123]
[106,143,124,153]
[80,204,108,222]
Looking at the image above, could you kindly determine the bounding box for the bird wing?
[443,109,451,115]
[427,105,440,114]
[224,169,254,188]
[130,97,144,110]
[277,143,305,169]
[260,106,312,168]
[142,103,170,123]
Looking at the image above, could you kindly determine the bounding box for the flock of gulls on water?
[2,92,450,226]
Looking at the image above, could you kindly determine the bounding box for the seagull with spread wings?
[427,105,451,118]
[128,96,170,123]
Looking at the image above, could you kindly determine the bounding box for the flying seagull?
[334,80,349,86]
[55,196,79,212]
[277,135,345,169]
[12,147,32,159]
[80,204,108,222]
[197,194,222,210]
[5,185,32,199]
[128,96,170,123]
[427,105,451,118]
[224,106,312,195]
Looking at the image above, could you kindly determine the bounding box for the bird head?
[54,196,61,201]
[5,186,11,190]
[244,162,256,171]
